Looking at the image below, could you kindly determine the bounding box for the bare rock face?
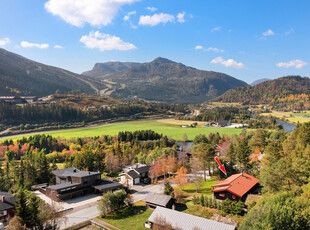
[211,213,239,228]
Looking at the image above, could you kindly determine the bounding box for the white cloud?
[207,47,224,53]
[21,41,49,49]
[45,0,139,27]
[80,31,136,51]
[139,13,175,26]
[177,12,186,23]
[211,26,221,32]
[146,6,157,12]
[54,45,63,49]
[262,29,275,37]
[123,11,136,21]
[195,45,203,50]
[194,45,224,53]
[0,37,10,46]
[211,56,245,69]
[276,59,307,69]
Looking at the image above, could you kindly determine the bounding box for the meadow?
[261,112,310,124]
[1,119,251,142]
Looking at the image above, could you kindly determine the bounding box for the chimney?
[1,196,5,203]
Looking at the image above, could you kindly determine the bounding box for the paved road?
[58,205,99,230]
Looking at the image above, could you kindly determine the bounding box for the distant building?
[120,164,150,186]
[212,173,260,202]
[0,192,16,221]
[145,193,175,209]
[21,96,38,103]
[145,206,235,230]
[41,167,122,201]
[217,120,229,127]
[0,96,26,104]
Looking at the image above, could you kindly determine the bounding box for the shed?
[145,193,175,209]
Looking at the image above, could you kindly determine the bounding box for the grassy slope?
[261,112,310,124]
[1,120,252,142]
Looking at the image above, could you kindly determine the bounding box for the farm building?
[145,206,235,230]
[212,172,260,202]
[0,192,16,222]
[145,193,175,209]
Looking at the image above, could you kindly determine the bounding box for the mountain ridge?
[83,57,248,104]
[0,48,103,96]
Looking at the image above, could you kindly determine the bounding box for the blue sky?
[0,0,309,83]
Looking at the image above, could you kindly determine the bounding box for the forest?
[0,122,309,229]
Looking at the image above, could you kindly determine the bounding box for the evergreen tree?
[15,189,30,226]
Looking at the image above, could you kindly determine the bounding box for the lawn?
[1,120,252,142]
[181,179,217,197]
[100,201,153,230]
[261,112,310,124]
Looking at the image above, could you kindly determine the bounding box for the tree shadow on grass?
[175,203,188,212]
[107,205,147,220]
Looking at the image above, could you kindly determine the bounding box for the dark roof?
[148,207,235,230]
[93,181,122,191]
[52,167,100,178]
[0,192,16,211]
[218,120,228,126]
[134,165,150,174]
[47,182,80,190]
[127,170,140,179]
[145,193,174,207]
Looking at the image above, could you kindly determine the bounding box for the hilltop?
[83,57,247,104]
[213,76,310,109]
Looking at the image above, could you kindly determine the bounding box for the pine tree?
[200,194,205,206]
[15,189,30,226]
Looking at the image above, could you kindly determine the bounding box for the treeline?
[181,107,251,122]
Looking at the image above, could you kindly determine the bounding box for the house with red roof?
[212,173,260,202]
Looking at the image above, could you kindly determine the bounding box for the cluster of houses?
[0,96,38,104]
[1,160,261,229]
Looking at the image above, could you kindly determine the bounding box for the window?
[232,195,236,199]
[219,193,225,197]
[0,210,7,217]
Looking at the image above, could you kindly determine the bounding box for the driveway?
[130,180,175,202]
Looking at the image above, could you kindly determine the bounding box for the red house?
[212,173,259,202]
[0,192,16,221]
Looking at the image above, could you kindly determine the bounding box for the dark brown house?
[0,192,16,222]
[43,167,121,201]
[145,193,175,209]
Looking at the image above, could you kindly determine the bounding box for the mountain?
[213,76,310,106]
[83,57,248,104]
[82,61,140,78]
[250,78,271,86]
[0,48,102,96]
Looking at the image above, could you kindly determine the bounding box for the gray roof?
[52,167,100,178]
[47,182,80,190]
[134,165,150,174]
[145,193,174,207]
[93,182,122,191]
[148,207,235,230]
[127,170,141,179]
[0,192,16,211]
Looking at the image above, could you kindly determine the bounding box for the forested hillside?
[0,48,103,96]
[214,76,310,109]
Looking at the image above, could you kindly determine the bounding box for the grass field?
[182,179,217,197]
[100,201,152,230]
[1,120,252,142]
[261,112,310,124]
